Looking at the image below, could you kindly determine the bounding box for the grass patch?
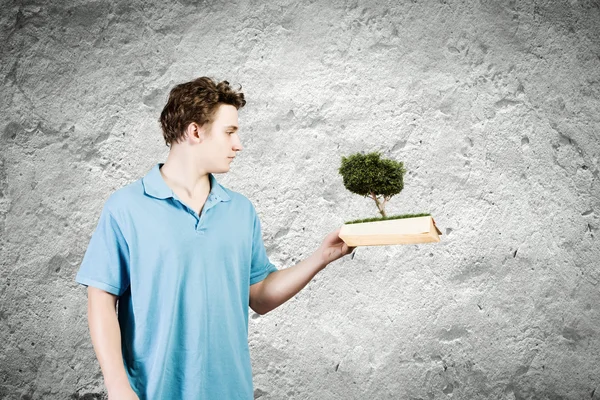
[344,213,431,225]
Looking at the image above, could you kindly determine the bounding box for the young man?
[75,77,356,399]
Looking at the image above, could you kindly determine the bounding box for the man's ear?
[185,122,207,143]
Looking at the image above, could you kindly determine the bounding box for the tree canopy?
[338,151,406,218]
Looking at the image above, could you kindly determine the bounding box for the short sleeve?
[250,207,278,285]
[75,206,131,296]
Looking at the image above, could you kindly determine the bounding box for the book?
[339,215,442,246]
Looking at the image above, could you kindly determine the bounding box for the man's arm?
[250,251,326,315]
[250,227,355,315]
[87,287,139,399]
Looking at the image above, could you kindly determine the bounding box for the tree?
[338,151,406,219]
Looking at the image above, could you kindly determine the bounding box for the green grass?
[344,213,431,225]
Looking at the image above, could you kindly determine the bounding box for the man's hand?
[316,227,357,267]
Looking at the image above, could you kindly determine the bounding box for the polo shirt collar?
[142,163,231,202]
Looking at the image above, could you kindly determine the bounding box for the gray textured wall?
[1,0,599,399]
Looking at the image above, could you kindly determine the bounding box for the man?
[75,77,356,399]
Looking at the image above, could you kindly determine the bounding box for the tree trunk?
[370,192,387,218]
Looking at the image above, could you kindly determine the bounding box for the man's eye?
[227,131,234,135]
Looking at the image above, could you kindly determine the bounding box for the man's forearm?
[257,251,327,314]
[87,289,133,395]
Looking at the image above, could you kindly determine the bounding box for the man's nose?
[233,136,243,151]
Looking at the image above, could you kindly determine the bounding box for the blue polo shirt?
[75,162,278,399]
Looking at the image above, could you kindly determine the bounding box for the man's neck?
[159,156,211,199]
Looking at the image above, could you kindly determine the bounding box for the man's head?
[159,77,246,174]
[160,77,246,147]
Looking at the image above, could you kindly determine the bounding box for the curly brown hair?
[159,77,246,147]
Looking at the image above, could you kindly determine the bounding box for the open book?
[339,215,442,246]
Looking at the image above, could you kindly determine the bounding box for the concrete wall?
[1,0,599,399]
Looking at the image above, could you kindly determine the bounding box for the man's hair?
[159,77,246,147]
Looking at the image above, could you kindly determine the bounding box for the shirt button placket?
[196,196,213,235]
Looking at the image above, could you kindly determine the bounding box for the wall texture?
[1,0,599,399]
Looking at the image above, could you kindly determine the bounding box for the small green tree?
[338,151,406,219]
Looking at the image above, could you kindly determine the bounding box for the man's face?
[197,103,243,173]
